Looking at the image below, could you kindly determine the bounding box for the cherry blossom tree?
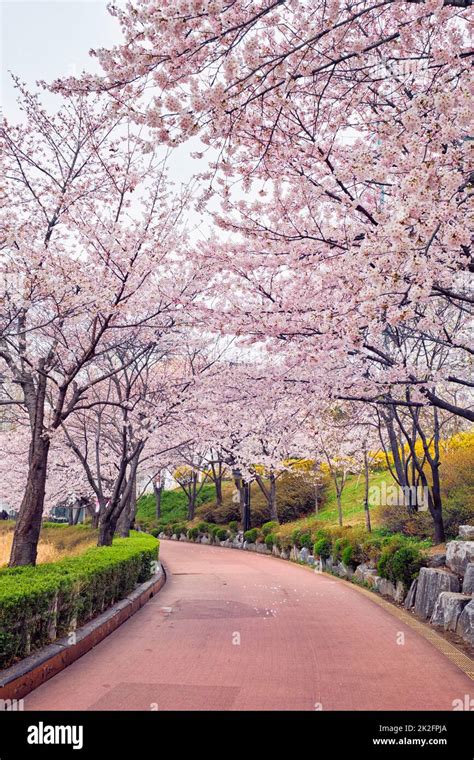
[66,0,472,424]
[1,86,208,564]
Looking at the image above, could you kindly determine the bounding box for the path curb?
[0,565,166,701]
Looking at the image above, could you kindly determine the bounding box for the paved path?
[25,541,472,711]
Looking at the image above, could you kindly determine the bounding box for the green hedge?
[0,532,159,669]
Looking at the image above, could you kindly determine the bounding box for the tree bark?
[363,449,372,533]
[9,375,50,567]
[153,480,163,519]
[118,475,137,538]
[242,481,251,533]
[215,475,223,507]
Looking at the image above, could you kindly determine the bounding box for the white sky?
[0,0,249,243]
[1,1,120,119]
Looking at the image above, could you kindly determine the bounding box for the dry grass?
[0,522,98,566]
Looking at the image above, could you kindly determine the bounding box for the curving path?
[25,541,472,711]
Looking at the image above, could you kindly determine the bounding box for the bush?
[244,528,258,544]
[262,521,278,537]
[290,529,312,549]
[332,537,350,561]
[378,537,425,587]
[216,528,228,542]
[341,545,355,568]
[197,522,210,533]
[313,538,331,560]
[265,533,277,549]
[149,528,160,538]
[228,521,238,533]
[187,527,199,541]
[0,532,158,669]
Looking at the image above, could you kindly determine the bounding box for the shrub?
[244,528,258,544]
[300,532,312,549]
[262,521,278,537]
[149,528,160,538]
[313,538,331,560]
[332,537,350,562]
[216,528,228,542]
[291,529,312,549]
[265,534,277,548]
[228,521,238,533]
[341,545,355,568]
[187,527,199,541]
[0,532,158,669]
[378,537,425,587]
[197,522,210,533]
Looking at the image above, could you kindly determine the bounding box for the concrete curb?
[0,565,166,701]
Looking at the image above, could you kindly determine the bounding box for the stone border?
[164,536,474,680]
[0,565,166,701]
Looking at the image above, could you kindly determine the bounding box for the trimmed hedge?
[0,532,159,669]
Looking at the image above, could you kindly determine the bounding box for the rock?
[446,540,474,575]
[158,532,165,539]
[414,567,460,619]
[232,538,243,549]
[245,542,257,552]
[456,599,474,647]
[307,555,315,566]
[299,547,309,563]
[354,563,378,584]
[256,543,269,554]
[377,578,397,600]
[280,549,290,560]
[431,592,471,631]
[179,533,187,541]
[462,563,474,594]
[290,546,299,561]
[404,579,418,609]
[365,573,379,589]
[200,535,210,544]
[171,534,178,540]
[395,581,407,603]
[458,525,474,540]
[272,545,280,557]
[335,562,352,579]
[426,553,446,568]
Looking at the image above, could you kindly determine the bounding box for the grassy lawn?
[313,469,388,526]
[0,521,98,566]
[136,484,217,530]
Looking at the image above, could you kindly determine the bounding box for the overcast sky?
[1,1,121,119]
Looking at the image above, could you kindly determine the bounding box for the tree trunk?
[269,473,278,522]
[429,465,445,544]
[153,480,163,519]
[242,481,251,532]
[9,433,50,567]
[215,476,223,507]
[336,490,343,527]
[98,517,116,547]
[363,450,372,533]
[118,476,137,538]
[187,472,198,521]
